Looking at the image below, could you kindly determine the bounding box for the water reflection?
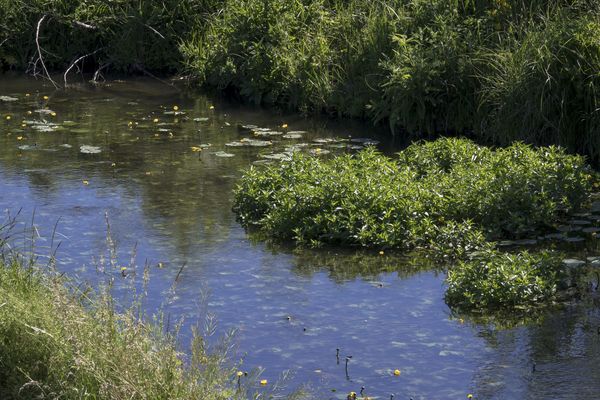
[1,74,600,399]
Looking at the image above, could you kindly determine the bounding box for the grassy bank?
[0,253,241,399]
[233,137,592,310]
[3,1,600,157]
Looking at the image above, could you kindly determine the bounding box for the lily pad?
[34,109,55,114]
[282,133,303,139]
[69,128,92,134]
[80,145,102,154]
[350,138,380,145]
[237,124,258,133]
[193,117,210,122]
[213,151,235,158]
[260,153,292,161]
[0,96,18,102]
[253,130,283,137]
[562,259,586,268]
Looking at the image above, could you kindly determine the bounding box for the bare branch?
[35,15,59,89]
[72,20,97,30]
[63,49,102,87]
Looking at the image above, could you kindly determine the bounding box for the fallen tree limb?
[63,49,103,87]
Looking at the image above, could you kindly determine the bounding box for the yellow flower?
[379,250,384,255]
[467,395,473,399]
[82,180,89,185]
[25,93,30,97]
[43,95,49,100]
[50,112,57,117]
[111,163,116,167]
[260,379,267,385]
[5,115,11,120]
[173,105,179,111]
[16,136,23,141]
[393,369,401,376]
[153,118,159,123]
[191,146,202,152]
[236,371,243,377]
[209,105,215,110]
[27,111,32,115]
[282,123,288,129]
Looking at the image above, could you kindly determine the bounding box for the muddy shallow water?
[1,74,600,399]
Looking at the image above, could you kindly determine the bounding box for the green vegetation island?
[3,0,600,398]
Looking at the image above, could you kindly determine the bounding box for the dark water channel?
[2,75,600,399]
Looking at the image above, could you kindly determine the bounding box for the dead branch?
[72,20,97,30]
[63,48,102,87]
[92,62,111,84]
[34,15,59,89]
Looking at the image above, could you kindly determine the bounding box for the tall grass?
[0,216,304,400]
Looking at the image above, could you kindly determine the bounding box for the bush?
[445,249,566,309]
[233,138,591,249]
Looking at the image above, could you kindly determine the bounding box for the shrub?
[233,138,591,249]
[445,249,566,309]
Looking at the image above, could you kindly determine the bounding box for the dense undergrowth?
[233,137,592,309]
[3,1,600,157]
[234,138,591,248]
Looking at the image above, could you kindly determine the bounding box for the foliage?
[0,0,221,72]
[445,249,566,309]
[233,138,591,250]
[3,1,600,157]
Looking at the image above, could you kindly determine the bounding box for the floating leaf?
[80,145,102,154]
[213,151,235,158]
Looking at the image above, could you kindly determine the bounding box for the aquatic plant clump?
[445,250,566,309]
[233,138,592,250]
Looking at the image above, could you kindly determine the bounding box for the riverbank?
[0,253,239,399]
[2,1,600,158]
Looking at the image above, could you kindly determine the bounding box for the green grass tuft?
[0,255,239,399]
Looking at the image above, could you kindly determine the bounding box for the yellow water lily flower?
[191,146,202,152]
[43,95,49,100]
[393,369,401,376]
[5,115,11,120]
[173,105,179,111]
[260,379,267,385]
[209,105,214,110]
[153,118,159,123]
[236,371,243,377]
[82,180,89,185]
